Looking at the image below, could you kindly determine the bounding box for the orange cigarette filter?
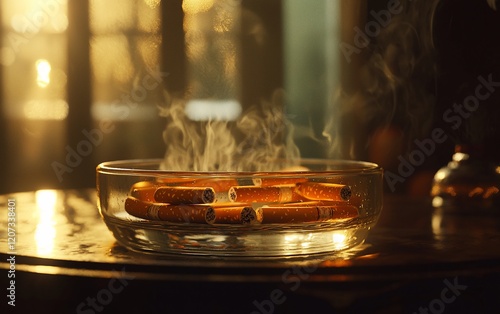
[259,203,359,224]
[154,186,215,204]
[228,185,306,203]
[210,206,263,224]
[129,181,158,202]
[124,197,214,224]
[295,182,351,201]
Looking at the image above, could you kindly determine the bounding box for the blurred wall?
[1,0,499,195]
[0,0,283,194]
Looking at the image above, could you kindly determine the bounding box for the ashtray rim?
[96,158,383,176]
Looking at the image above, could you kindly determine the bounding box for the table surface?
[1,189,500,283]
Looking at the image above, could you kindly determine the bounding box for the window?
[0,0,284,193]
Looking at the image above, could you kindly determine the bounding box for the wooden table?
[1,189,499,313]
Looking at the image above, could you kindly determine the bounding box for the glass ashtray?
[96,159,383,258]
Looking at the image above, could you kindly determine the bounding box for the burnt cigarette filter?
[154,186,215,204]
[228,186,306,203]
[259,203,359,224]
[125,197,214,224]
[295,182,352,201]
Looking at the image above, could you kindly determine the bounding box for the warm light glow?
[432,214,442,234]
[9,0,68,33]
[432,208,443,238]
[432,196,444,207]
[138,1,161,32]
[90,0,134,32]
[34,190,58,256]
[331,232,347,249]
[185,99,242,121]
[91,35,134,84]
[51,12,69,32]
[11,11,40,34]
[444,187,457,196]
[213,13,235,33]
[283,233,302,244]
[283,233,314,249]
[23,99,68,120]
[433,169,446,181]
[36,189,57,213]
[468,187,484,197]
[357,253,379,260]
[301,233,313,249]
[91,101,158,121]
[35,224,57,256]
[182,0,214,14]
[452,152,469,162]
[144,0,161,9]
[483,186,500,198]
[36,59,51,88]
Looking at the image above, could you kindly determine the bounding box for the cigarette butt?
[252,177,308,187]
[228,186,305,203]
[124,197,214,224]
[154,186,215,204]
[129,181,158,202]
[210,206,263,224]
[259,203,358,224]
[295,182,351,201]
[315,204,358,220]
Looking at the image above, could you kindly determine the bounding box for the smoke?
[158,89,301,172]
[159,1,303,172]
[324,0,440,160]
[159,0,443,170]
